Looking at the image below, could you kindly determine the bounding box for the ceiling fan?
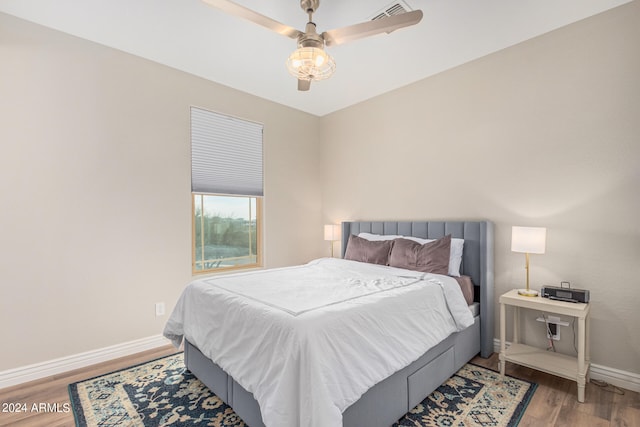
[202,0,423,91]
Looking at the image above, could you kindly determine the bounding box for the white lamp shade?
[324,224,340,241]
[511,226,546,254]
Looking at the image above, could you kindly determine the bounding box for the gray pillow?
[344,234,394,265]
[389,235,451,274]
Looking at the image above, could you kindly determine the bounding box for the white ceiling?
[0,0,631,116]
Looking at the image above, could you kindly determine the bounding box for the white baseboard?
[492,338,640,393]
[0,334,171,390]
[589,363,640,393]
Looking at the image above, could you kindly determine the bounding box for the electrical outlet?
[155,302,165,317]
[547,323,560,341]
[536,315,567,341]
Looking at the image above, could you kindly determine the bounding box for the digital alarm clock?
[540,284,589,303]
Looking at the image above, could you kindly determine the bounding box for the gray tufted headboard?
[341,220,494,358]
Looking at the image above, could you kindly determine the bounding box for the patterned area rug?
[68,353,536,427]
[393,363,536,427]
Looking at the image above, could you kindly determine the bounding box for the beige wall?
[320,2,639,374]
[0,13,323,371]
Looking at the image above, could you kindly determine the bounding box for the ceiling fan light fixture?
[204,0,423,90]
[286,46,335,81]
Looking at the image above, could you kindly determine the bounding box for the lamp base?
[517,288,539,297]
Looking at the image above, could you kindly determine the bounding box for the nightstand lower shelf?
[499,289,590,403]
[501,343,590,383]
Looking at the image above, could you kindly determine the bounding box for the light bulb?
[286,47,335,81]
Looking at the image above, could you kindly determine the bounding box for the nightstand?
[499,289,590,402]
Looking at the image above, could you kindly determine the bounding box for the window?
[191,107,263,273]
[192,194,261,272]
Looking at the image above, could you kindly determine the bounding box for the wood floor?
[472,353,640,427]
[0,348,638,427]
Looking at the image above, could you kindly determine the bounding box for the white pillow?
[401,236,464,277]
[358,232,402,241]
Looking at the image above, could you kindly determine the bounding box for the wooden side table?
[499,289,590,402]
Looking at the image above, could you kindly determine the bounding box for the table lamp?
[324,224,340,258]
[511,226,546,297]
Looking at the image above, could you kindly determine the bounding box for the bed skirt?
[184,315,481,427]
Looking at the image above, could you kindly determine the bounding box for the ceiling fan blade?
[322,10,423,47]
[202,0,302,39]
[298,79,311,91]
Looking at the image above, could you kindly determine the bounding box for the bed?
[164,220,494,427]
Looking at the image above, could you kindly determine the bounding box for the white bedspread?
[163,258,474,427]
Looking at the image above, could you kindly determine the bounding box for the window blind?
[191,107,263,196]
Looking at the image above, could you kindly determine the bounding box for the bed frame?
[184,220,494,427]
